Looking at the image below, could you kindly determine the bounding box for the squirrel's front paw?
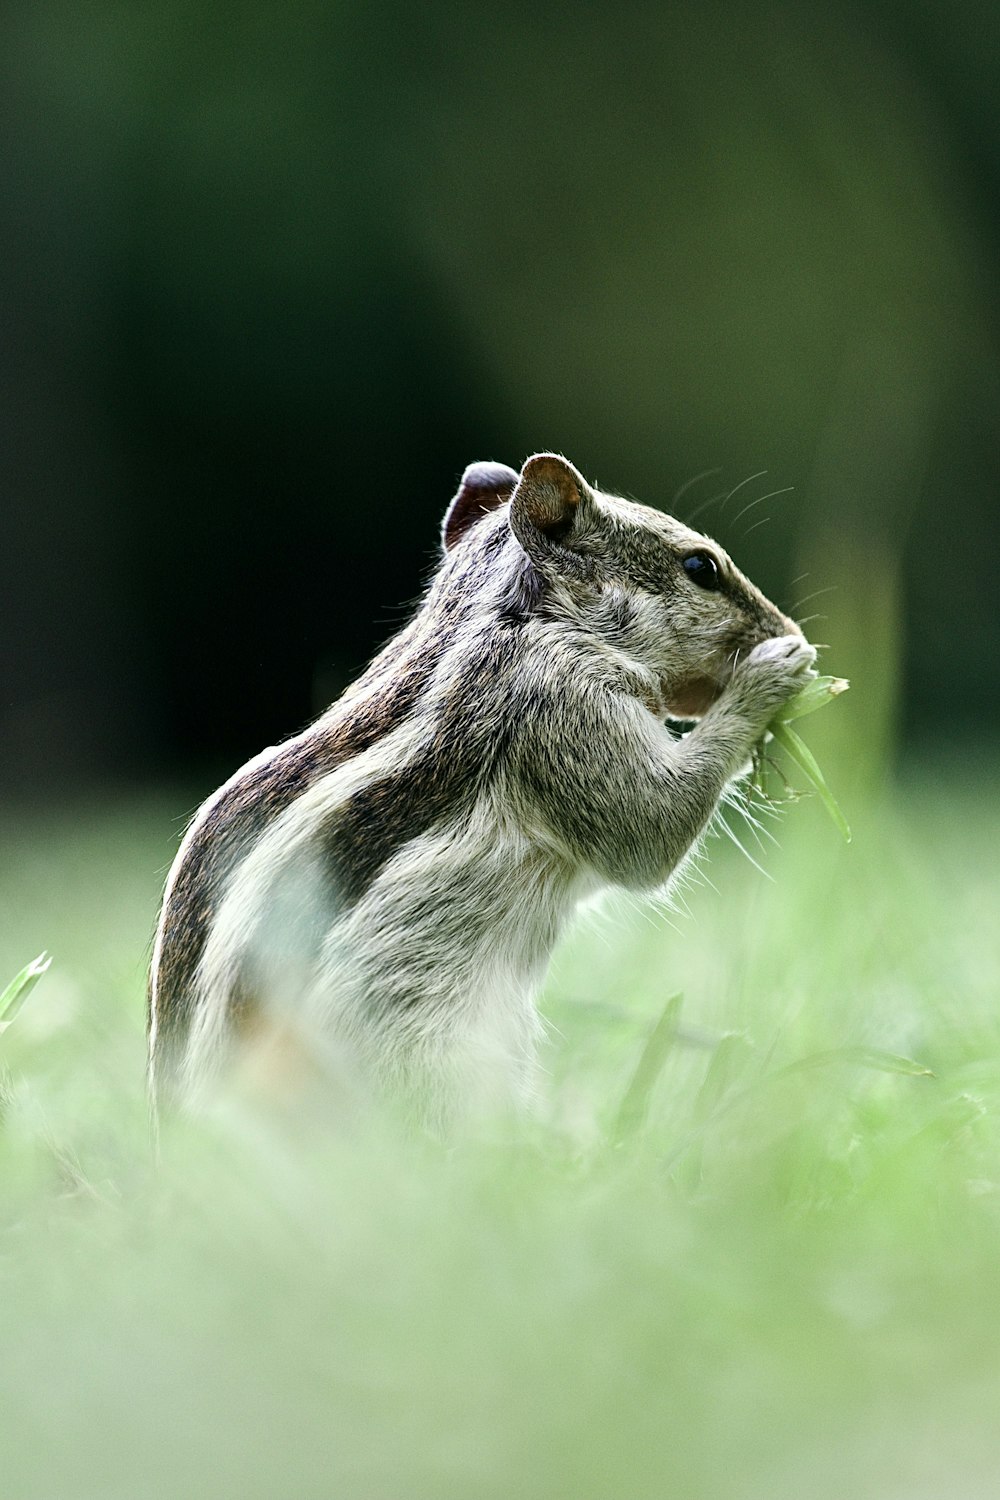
[727,634,818,729]
[747,634,817,676]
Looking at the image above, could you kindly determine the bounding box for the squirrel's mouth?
[663,648,742,719]
[664,673,726,720]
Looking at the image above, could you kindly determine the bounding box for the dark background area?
[2,0,998,795]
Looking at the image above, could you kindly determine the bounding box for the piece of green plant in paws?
[0,951,51,1035]
[773,675,850,724]
[759,675,851,841]
[769,720,852,843]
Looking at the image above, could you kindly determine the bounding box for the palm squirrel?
[149,454,814,1121]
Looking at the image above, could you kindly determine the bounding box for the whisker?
[673,467,722,509]
[788,584,837,612]
[719,469,768,513]
[731,486,794,526]
[779,573,811,610]
[742,515,772,537]
[685,488,730,525]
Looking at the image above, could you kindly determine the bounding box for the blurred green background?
[2,0,998,792]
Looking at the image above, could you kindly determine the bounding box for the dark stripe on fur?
[317,621,523,901]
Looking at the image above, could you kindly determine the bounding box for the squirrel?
[148,453,815,1123]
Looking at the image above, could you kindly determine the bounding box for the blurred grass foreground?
[1,739,999,1500]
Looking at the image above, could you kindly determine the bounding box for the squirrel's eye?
[682,551,722,591]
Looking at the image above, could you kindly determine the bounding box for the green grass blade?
[662,1040,932,1175]
[612,991,683,1145]
[770,721,852,842]
[772,1046,935,1080]
[680,1031,756,1187]
[0,952,52,1033]
[692,1032,754,1123]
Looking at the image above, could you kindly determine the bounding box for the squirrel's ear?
[442,462,519,552]
[509,454,595,567]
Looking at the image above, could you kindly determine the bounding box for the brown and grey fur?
[149,453,814,1121]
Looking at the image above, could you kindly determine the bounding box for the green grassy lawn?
[1,760,999,1499]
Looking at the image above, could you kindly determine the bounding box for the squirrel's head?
[442,453,802,720]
